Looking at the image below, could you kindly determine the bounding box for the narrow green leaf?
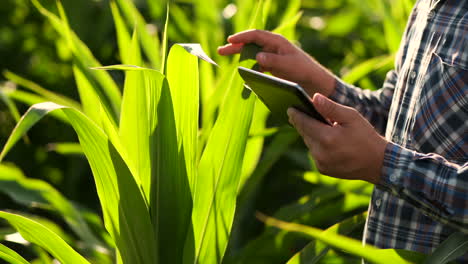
[424,232,468,264]
[239,128,298,201]
[228,128,298,255]
[0,211,89,264]
[258,213,426,264]
[151,44,199,263]
[2,89,69,124]
[147,0,167,19]
[73,65,102,125]
[31,0,122,121]
[342,55,394,85]
[0,164,102,249]
[184,68,256,264]
[0,102,57,162]
[287,213,367,264]
[92,65,155,71]
[160,5,170,71]
[0,102,157,263]
[4,71,81,110]
[115,0,161,69]
[46,142,83,155]
[110,0,132,64]
[0,84,30,144]
[0,243,30,264]
[118,32,153,200]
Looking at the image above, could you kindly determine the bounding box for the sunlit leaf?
[3,71,81,110]
[287,212,367,264]
[0,243,30,264]
[115,0,161,69]
[0,164,102,250]
[0,102,157,263]
[258,213,426,264]
[0,211,89,264]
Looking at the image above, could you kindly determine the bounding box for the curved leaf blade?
[0,102,157,263]
[0,243,30,264]
[0,211,89,264]
[258,213,426,264]
[424,232,468,264]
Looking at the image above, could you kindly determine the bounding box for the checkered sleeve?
[329,70,397,135]
[378,142,468,231]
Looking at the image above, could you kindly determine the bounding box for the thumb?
[312,93,355,124]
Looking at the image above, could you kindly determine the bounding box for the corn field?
[0,0,466,263]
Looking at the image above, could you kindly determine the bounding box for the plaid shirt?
[331,0,468,257]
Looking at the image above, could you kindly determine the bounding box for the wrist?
[302,66,336,98]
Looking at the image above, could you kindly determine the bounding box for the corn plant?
[0,0,273,263]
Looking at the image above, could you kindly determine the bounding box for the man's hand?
[218,29,336,97]
[288,93,388,184]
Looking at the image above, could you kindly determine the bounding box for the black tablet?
[238,66,329,125]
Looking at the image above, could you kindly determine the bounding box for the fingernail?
[257,52,266,63]
[287,108,294,117]
[314,93,324,106]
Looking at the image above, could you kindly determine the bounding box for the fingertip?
[256,52,266,64]
[287,107,296,117]
[312,93,326,107]
[227,33,241,43]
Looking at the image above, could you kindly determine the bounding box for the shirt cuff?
[378,142,416,190]
[329,77,351,105]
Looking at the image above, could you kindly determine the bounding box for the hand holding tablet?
[238,66,329,125]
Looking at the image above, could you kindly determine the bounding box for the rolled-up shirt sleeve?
[330,70,397,135]
[378,142,468,231]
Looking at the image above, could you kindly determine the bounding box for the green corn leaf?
[166,44,200,190]
[376,0,403,53]
[46,142,83,155]
[147,0,167,19]
[424,232,468,264]
[0,102,157,263]
[240,127,298,193]
[0,211,89,264]
[149,43,199,263]
[92,65,153,71]
[115,0,161,69]
[0,84,30,144]
[257,213,426,264]
[0,86,21,123]
[0,243,30,264]
[0,102,58,162]
[31,0,122,122]
[73,65,102,125]
[168,4,192,41]
[227,128,299,256]
[287,212,367,264]
[273,11,303,40]
[239,102,269,188]
[4,71,81,110]
[118,32,152,199]
[0,164,103,249]
[342,55,394,85]
[184,68,256,264]
[110,0,132,65]
[303,171,373,196]
[234,187,370,264]
[160,6,170,71]
[1,89,69,124]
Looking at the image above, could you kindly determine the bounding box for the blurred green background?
[0,0,413,262]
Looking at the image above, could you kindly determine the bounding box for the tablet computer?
[238,66,329,125]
